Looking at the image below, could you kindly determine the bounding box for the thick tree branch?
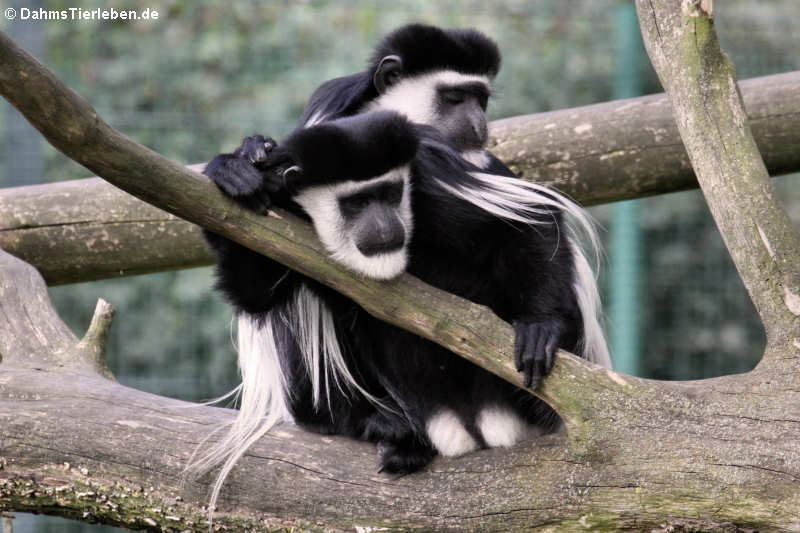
[0,175,214,285]
[635,0,800,347]
[2,247,800,531]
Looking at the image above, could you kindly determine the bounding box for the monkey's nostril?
[356,229,406,256]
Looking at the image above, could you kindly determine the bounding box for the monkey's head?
[281,111,418,280]
[366,24,500,152]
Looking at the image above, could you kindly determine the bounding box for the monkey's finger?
[262,136,279,152]
[529,327,548,389]
[243,135,269,164]
[513,323,527,372]
[251,189,273,214]
[522,326,538,388]
[260,147,295,169]
[544,335,559,375]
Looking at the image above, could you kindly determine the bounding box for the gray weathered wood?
[2,247,800,532]
[0,177,213,284]
[635,0,800,346]
[492,71,800,205]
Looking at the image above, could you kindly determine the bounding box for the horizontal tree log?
[3,358,799,532]
[490,71,800,205]
[0,176,213,284]
[2,72,800,286]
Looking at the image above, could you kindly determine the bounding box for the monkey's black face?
[339,181,406,256]
[294,171,413,280]
[435,83,490,151]
[368,69,493,154]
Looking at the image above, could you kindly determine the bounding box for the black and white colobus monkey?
[199,24,610,505]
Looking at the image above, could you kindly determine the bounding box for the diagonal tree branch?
[0,29,622,431]
[635,0,800,347]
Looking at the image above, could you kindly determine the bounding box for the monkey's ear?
[373,55,403,95]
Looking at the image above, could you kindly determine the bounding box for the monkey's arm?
[202,146,297,314]
[493,220,581,389]
[481,152,582,388]
[202,229,295,315]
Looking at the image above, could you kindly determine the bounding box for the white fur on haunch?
[366,70,492,126]
[426,408,479,456]
[477,405,540,447]
[293,168,414,280]
[281,284,386,409]
[442,171,611,368]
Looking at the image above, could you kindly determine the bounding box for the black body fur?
[204,126,573,472]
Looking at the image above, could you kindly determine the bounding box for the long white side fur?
[570,239,612,368]
[443,170,610,368]
[194,284,387,520]
[281,284,386,409]
[191,312,293,519]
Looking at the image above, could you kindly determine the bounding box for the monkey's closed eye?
[441,89,467,105]
[340,194,371,216]
[381,184,403,205]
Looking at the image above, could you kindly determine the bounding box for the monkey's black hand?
[234,134,298,194]
[256,145,297,195]
[513,319,565,390]
[204,151,273,214]
[205,135,293,214]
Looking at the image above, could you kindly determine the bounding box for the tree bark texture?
[490,71,800,206]
[635,0,800,346]
[2,247,800,532]
[0,174,213,285]
[1,72,800,286]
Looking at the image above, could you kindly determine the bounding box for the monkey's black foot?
[513,319,565,390]
[376,440,436,474]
